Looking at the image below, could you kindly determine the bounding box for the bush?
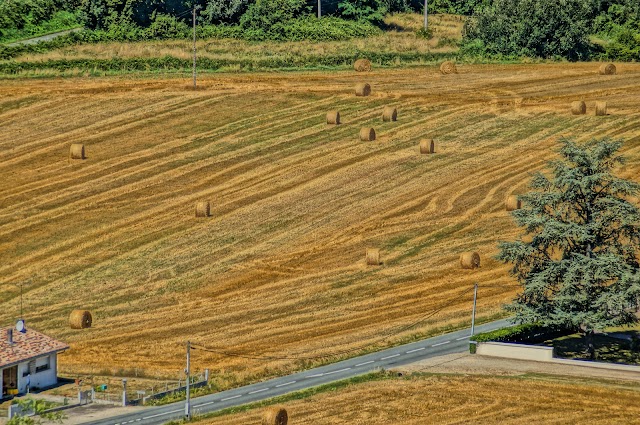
[337,0,385,24]
[145,14,190,39]
[463,0,593,60]
[471,323,572,344]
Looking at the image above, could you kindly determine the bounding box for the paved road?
[85,318,510,425]
[5,27,83,47]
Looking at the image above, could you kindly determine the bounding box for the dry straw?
[366,248,381,265]
[595,101,607,116]
[440,61,457,75]
[354,59,372,72]
[326,110,341,125]
[359,127,376,141]
[460,252,480,269]
[505,195,521,211]
[571,101,586,115]
[599,63,616,75]
[69,310,92,329]
[420,139,435,154]
[262,407,288,425]
[70,144,85,160]
[355,83,371,97]
[195,201,211,217]
[382,106,398,122]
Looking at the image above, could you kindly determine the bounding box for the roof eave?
[0,345,70,370]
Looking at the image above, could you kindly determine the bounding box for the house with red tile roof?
[1,324,68,398]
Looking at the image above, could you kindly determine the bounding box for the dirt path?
[5,27,83,46]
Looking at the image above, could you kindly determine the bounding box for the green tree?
[498,138,640,359]
[463,0,592,60]
[8,398,66,425]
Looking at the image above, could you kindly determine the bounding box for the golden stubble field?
[1,63,640,385]
[200,374,640,424]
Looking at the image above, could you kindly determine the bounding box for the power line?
[192,285,476,362]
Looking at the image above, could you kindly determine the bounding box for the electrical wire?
[191,285,476,361]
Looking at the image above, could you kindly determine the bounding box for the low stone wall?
[475,341,555,361]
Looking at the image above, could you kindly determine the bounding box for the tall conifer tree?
[499,138,640,358]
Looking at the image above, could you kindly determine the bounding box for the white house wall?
[14,354,58,393]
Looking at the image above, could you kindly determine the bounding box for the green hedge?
[0,51,457,74]
[471,323,572,344]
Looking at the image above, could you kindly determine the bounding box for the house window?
[35,356,50,373]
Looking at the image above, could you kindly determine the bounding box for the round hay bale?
[262,406,288,425]
[571,101,586,115]
[505,195,521,211]
[366,248,381,266]
[420,139,435,154]
[69,310,92,329]
[195,201,211,217]
[326,110,340,125]
[439,61,457,75]
[460,252,480,269]
[354,59,372,72]
[382,106,397,122]
[355,83,371,97]
[70,144,85,160]
[359,127,376,141]
[595,101,607,116]
[599,63,616,75]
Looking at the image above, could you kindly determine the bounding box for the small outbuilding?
[1,325,68,398]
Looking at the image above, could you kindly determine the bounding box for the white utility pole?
[192,6,200,90]
[185,341,191,419]
[423,0,428,30]
[317,0,321,18]
[471,283,478,336]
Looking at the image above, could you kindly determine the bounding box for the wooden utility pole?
[192,6,200,90]
[185,341,191,419]
[423,0,428,30]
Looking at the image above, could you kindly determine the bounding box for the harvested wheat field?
[1,63,640,386]
[199,374,640,424]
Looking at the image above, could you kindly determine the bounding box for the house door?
[2,366,18,396]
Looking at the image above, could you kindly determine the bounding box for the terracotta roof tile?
[0,326,68,368]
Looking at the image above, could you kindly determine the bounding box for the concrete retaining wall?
[476,342,554,361]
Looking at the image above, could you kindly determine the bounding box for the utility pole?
[317,0,321,18]
[471,282,478,336]
[185,341,191,420]
[192,5,200,90]
[423,0,428,30]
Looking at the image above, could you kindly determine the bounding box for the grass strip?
[165,371,391,424]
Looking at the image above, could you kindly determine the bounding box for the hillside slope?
[1,63,640,386]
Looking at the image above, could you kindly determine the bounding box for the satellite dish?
[16,319,26,333]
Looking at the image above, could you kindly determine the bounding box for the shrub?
[471,323,572,344]
[145,14,190,39]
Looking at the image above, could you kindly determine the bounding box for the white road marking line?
[275,381,296,387]
[381,354,400,360]
[432,341,451,347]
[324,368,351,375]
[406,347,425,354]
[248,388,269,394]
[355,360,374,367]
[197,401,215,407]
[136,419,142,422]
[305,373,324,378]
[142,409,182,420]
[221,395,242,401]
[456,336,470,341]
